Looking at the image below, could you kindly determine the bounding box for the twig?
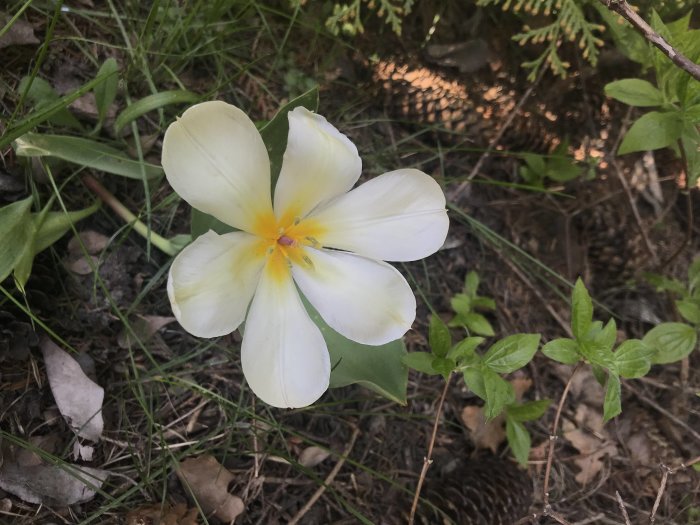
[449,66,547,203]
[598,0,700,82]
[616,491,632,525]
[543,363,582,510]
[649,454,700,524]
[408,374,451,525]
[288,424,360,525]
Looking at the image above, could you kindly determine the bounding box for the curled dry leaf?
[562,406,618,486]
[68,230,110,255]
[298,446,331,468]
[176,455,244,523]
[0,13,39,49]
[41,337,104,441]
[461,405,506,454]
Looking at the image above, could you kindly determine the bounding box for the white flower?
[162,101,449,408]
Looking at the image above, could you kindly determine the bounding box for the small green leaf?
[464,312,495,337]
[618,111,684,155]
[0,197,33,283]
[18,76,82,129]
[604,78,664,107]
[464,271,480,297]
[676,299,700,325]
[402,352,441,375]
[578,339,615,369]
[431,356,456,378]
[613,339,653,378]
[260,87,319,187]
[483,334,540,373]
[592,318,617,353]
[32,201,101,256]
[542,338,580,364]
[450,293,471,315]
[429,314,451,357]
[114,90,200,134]
[471,296,496,311]
[643,322,697,364]
[463,367,485,401]
[688,258,700,293]
[644,272,686,296]
[506,399,551,422]
[447,336,485,362]
[482,368,515,420]
[307,300,408,404]
[13,133,162,180]
[505,416,530,466]
[94,58,119,128]
[603,373,622,422]
[571,278,593,341]
[591,363,607,386]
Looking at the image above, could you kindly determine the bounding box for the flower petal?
[310,169,449,261]
[242,264,330,408]
[274,107,362,221]
[292,248,416,345]
[162,101,273,233]
[168,231,264,338]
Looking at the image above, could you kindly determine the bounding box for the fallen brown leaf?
[0,13,39,49]
[460,405,505,453]
[298,446,330,468]
[68,230,110,255]
[176,455,244,523]
[563,411,618,485]
[126,502,199,525]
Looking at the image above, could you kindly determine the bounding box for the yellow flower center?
[252,210,325,282]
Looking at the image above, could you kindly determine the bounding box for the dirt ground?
[1,3,699,524]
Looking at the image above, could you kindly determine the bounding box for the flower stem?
[82,174,178,256]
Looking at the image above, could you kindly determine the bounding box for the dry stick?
[616,491,632,525]
[649,454,700,524]
[407,374,451,525]
[449,66,547,203]
[288,425,360,525]
[598,0,700,82]
[543,363,582,513]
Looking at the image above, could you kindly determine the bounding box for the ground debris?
[126,502,200,525]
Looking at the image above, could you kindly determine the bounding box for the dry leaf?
[126,502,199,525]
[41,338,104,441]
[299,446,330,468]
[68,231,110,255]
[0,13,39,49]
[66,255,99,275]
[460,405,505,453]
[0,461,108,506]
[563,413,618,485]
[553,365,604,407]
[176,455,244,523]
[118,315,176,349]
[72,442,94,462]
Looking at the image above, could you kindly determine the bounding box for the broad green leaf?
[14,133,162,180]
[464,271,480,297]
[571,278,593,341]
[688,258,700,293]
[450,293,471,315]
[447,336,485,362]
[591,363,607,386]
[542,338,580,364]
[431,356,455,379]
[506,399,551,422]
[259,87,319,187]
[676,299,700,325]
[483,334,540,373]
[307,301,408,404]
[592,318,617,353]
[644,272,686,296]
[402,352,441,375]
[522,152,546,175]
[463,367,485,400]
[578,339,615,369]
[613,339,653,378]
[618,111,683,155]
[505,416,530,466]
[32,200,101,255]
[592,3,650,66]
[0,197,33,283]
[482,368,514,420]
[190,208,234,239]
[18,76,82,129]
[429,314,451,357]
[463,312,494,337]
[114,90,200,134]
[94,58,119,128]
[1,69,117,149]
[603,373,622,422]
[604,79,664,107]
[643,322,697,364]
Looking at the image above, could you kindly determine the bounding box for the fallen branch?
[598,0,700,82]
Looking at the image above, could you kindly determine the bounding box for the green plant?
[448,270,497,336]
[476,0,605,80]
[293,0,415,36]
[602,11,700,184]
[518,140,592,187]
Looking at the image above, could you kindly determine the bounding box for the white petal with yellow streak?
[168,231,263,338]
[292,248,416,345]
[310,169,449,262]
[274,107,361,221]
[162,101,273,233]
[241,264,330,408]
